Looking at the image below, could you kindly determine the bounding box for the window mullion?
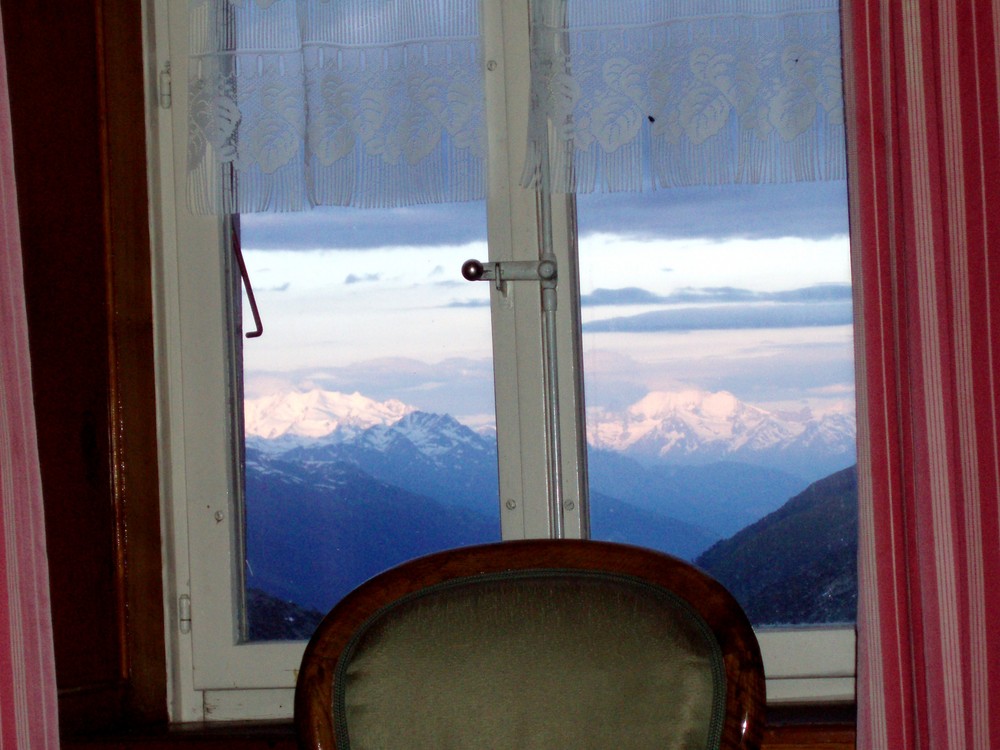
[483,0,588,540]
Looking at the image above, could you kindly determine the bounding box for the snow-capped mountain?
[587,389,855,475]
[245,389,413,440]
[245,387,855,479]
[354,411,486,459]
[271,410,500,513]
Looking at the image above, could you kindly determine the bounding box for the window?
[147,0,855,721]
[238,204,501,641]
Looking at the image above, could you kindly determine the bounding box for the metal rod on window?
[530,0,567,539]
[536,190,565,539]
[230,219,263,338]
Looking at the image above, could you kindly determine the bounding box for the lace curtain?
[188,0,845,213]
[187,0,486,212]
[523,0,845,193]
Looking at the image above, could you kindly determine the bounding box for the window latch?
[158,61,172,109]
[179,594,192,634]
[461,258,557,297]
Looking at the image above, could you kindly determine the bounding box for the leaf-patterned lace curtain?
[188,0,844,213]
[522,0,846,193]
[187,0,486,213]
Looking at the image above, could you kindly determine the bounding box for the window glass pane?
[577,182,857,627]
[238,202,499,640]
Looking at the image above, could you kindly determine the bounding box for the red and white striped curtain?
[846,1,1000,747]
[0,11,60,750]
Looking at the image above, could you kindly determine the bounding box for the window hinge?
[159,61,172,109]
[178,593,191,634]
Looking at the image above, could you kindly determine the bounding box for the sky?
[239,180,854,426]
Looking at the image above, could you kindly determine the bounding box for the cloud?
[344,273,381,284]
[237,181,849,251]
[441,283,853,312]
[576,180,850,241]
[697,345,857,407]
[580,288,667,305]
[581,283,852,306]
[769,284,853,302]
[584,301,853,332]
[666,287,760,303]
[241,202,488,250]
[581,338,856,412]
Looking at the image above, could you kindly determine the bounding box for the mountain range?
[586,389,856,479]
[247,387,855,480]
[241,387,858,635]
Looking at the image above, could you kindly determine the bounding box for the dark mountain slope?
[246,589,324,641]
[589,490,719,560]
[245,457,498,614]
[696,465,857,626]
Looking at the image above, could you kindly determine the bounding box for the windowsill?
[62,721,297,749]
[764,703,857,749]
[62,706,856,749]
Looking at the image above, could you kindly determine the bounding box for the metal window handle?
[462,258,557,296]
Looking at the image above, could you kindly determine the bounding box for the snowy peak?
[389,412,481,456]
[245,389,414,439]
[589,389,769,451]
[630,389,744,420]
[626,389,771,445]
[588,389,855,470]
[354,412,483,458]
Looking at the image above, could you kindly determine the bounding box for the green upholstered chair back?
[295,540,765,750]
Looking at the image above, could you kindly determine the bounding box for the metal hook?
[231,219,263,338]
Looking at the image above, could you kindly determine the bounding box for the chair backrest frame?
[295,539,765,750]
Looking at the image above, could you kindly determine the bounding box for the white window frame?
[145,0,855,723]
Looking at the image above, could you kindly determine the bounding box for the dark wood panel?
[0,0,165,733]
[0,0,123,702]
[95,0,167,723]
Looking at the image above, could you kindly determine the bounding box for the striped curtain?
[845,1,1000,747]
[0,11,60,750]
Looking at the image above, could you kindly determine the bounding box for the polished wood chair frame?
[295,539,765,749]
